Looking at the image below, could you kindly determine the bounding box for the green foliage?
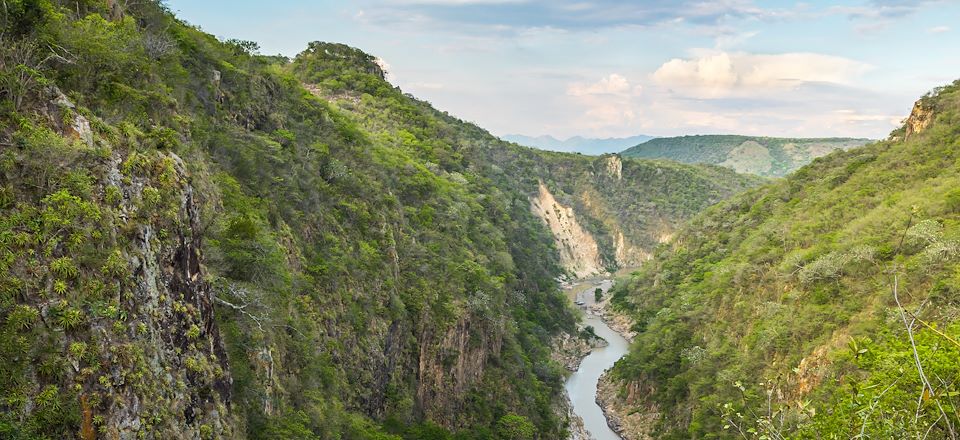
[185,324,201,340]
[495,414,535,440]
[56,307,84,330]
[50,257,78,278]
[6,305,39,331]
[612,80,960,438]
[100,249,127,277]
[68,341,87,359]
[622,135,872,177]
[35,384,60,409]
[292,41,391,96]
[795,324,960,438]
[1,2,592,437]
[946,188,960,213]
[0,2,764,438]
[0,0,57,39]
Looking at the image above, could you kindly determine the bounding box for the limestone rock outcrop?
[530,182,605,278]
[905,99,935,139]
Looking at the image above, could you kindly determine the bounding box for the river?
[564,279,629,440]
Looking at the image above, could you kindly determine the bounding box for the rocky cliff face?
[99,152,234,439]
[614,230,650,268]
[905,99,935,139]
[530,182,606,278]
[605,155,623,180]
[1,89,234,439]
[596,373,657,440]
[575,188,650,270]
[415,311,505,426]
[523,153,758,279]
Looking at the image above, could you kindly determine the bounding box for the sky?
[164,0,960,140]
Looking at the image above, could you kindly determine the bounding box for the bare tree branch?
[212,283,267,333]
[888,211,957,439]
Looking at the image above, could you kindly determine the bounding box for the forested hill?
[0,2,759,439]
[292,43,762,278]
[609,81,960,438]
[621,135,871,177]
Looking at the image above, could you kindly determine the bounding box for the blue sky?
[165,0,960,139]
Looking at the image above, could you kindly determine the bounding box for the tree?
[594,287,603,303]
[495,414,534,440]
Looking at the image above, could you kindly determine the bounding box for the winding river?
[564,280,630,440]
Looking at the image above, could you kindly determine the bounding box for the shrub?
[186,325,200,340]
[495,414,535,440]
[6,305,39,330]
[57,307,85,330]
[947,188,960,213]
[101,250,128,278]
[35,385,61,409]
[50,257,79,279]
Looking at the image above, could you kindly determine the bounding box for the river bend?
[564,280,629,440]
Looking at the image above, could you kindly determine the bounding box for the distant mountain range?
[621,134,873,177]
[502,134,656,154]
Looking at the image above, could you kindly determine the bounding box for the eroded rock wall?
[905,99,935,139]
[102,153,235,439]
[530,182,605,278]
[416,311,505,427]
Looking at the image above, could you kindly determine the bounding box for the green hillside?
[610,81,960,438]
[293,46,762,277]
[621,135,871,177]
[471,148,762,275]
[0,2,759,439]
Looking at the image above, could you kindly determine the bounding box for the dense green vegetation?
[297,47,762,275]
[0,1,576,438]
[611,81,960,438]
[466,147,762,272]
[0,1,760,439]
[621,135,871,177]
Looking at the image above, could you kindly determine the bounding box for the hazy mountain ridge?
[622,134,872,177]
[502,134,655,155]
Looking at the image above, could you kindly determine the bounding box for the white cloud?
[567,73,635,96]
[653,53,737,97]
[552,53,897,138]
[929,25,951,34]
[632,98,902,139]
[834,0,942,20]
[581,104,636,128]
[565,74,642,131]
[830,1,945,34]
[713,30,759,49]
[652,51,872,97]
